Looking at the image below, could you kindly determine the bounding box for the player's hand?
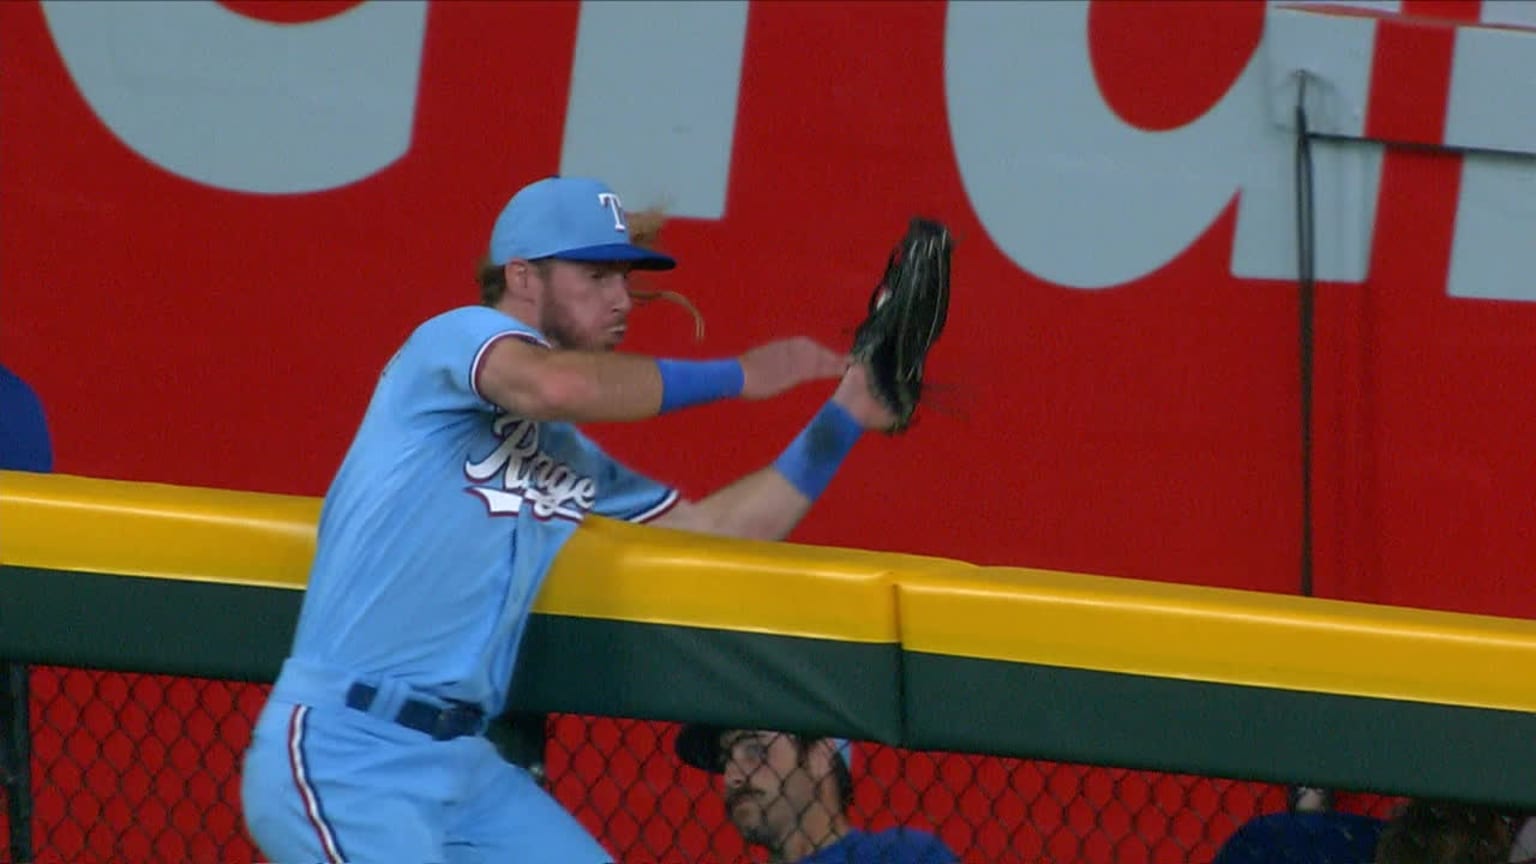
[831,360,900,431]
[738,337,847,400]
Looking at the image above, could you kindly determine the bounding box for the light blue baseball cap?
[488,176,677,270]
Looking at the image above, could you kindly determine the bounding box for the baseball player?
[239,175,897,862]
[676,725,958,863]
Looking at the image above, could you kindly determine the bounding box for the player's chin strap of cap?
[345,683,487,741]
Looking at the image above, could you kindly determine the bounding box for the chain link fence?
[4,664,1499,864]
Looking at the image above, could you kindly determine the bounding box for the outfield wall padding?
[4,470,1534,807]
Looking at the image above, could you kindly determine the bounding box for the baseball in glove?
[852,217,952,433]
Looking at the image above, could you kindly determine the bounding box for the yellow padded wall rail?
[0,471,918,642]
[899,568,1536,714]
[1,470,319,589]
[535,516,954,642]
[7,470,1536,711]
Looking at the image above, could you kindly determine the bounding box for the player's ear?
[503,260,535,303]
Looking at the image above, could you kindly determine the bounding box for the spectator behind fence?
[1374,799,1513,864]
[0,363,52,472]
[675,725,957,863]
[1212,809,1387,864]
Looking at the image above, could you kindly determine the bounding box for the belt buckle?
[430,706,460,741]
[429,701,483,741]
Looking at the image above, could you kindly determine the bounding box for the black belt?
[345,683,486,741]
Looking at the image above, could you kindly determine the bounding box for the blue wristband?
[656,358,745,414]
[773,401,864,501]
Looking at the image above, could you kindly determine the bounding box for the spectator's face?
[719,730,820,848]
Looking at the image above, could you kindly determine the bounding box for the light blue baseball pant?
[241,695,610,863]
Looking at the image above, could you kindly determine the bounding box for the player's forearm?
[496,351,660,422]
[481,344,742,424]
[525,352,714,423]
[652,400,866,540]
[655,467,815,540]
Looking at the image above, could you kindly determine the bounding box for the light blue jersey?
[290,304,677,713]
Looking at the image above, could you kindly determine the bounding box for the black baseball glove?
[851,217,952,433]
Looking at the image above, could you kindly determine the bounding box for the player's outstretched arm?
[651,364,895,540]
[475,336,846,424]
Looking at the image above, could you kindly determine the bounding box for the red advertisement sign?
[3,0,1532,857]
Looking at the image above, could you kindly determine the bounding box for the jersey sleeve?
[390,306,546,415]
[581,433,680,523]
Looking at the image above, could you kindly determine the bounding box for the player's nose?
[610,274,633,313]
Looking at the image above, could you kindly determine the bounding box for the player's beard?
[539,289,623,352]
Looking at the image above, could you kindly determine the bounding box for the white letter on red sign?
[40,0,427,195]
[944,1,1386,290]
[560,1,748,219]
[1445,2,1536,302]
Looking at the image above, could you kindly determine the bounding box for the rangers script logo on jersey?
[463,415,597,521]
